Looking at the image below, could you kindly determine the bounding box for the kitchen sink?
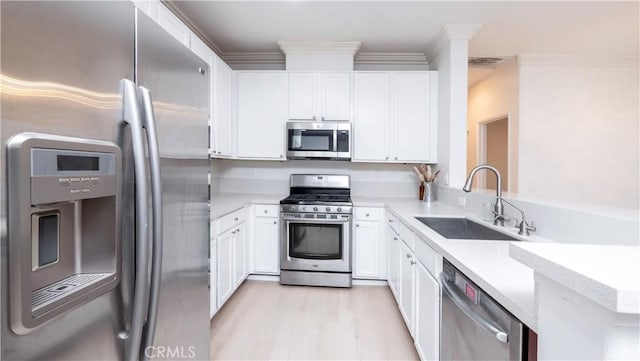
[415,217,520,241]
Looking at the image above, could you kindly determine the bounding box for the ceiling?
[170,1,638,84]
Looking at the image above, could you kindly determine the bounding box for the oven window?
[288,223,342,260]
[288,129,334,151]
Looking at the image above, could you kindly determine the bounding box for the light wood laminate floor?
[211,280,419,360]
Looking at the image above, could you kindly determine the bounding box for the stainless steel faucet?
[463,164,505,226]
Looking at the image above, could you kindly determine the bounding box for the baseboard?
[247,274,280,282]
[247,274,389,287]
[352,279,389,286]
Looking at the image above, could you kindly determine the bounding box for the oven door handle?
[440,272,509,343]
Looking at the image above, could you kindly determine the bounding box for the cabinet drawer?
[355,207,383,221]
[254,204,279,218]
[215,208,247,235]
[414,236,442,278]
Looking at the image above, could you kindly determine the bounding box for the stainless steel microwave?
[286,121,351,160]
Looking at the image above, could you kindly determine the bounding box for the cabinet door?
[353,73,390,161]
[254,217,280,274]
[393,72,432,162]
[213,55,233,157]
[216,230,234,308]
[320,72,351,121]
[353,220,380,279]
[233,223,247,287]
[210,238,217,317]
[388,227,400,302]
[288,72,317,120]
[399,240,415,336]
[236,72,287,159]
[415,262,440,361]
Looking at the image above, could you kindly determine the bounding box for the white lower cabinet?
[216,228,234,308]
[353,207,386,279]
[415,261,440,361]
[253,205,280,274]
[387,211,442,361]
[210,238,217,317]
[233,222,248,287]
[399,240,416,336]
[388,227,401,301]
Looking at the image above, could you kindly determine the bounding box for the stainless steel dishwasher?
[440,259,524,360]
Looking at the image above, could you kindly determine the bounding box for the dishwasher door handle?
[440,273,509,343]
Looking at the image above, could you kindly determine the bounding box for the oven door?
[280,214,351,273]
[286,122,337,159]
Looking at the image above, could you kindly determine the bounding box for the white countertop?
[510,242,640,314]
[212,192,542,331]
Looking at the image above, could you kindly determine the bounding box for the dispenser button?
[70,189,81,194]
[90,177,101,184]
[70,177,81,182]
[80,177,91,182]
[58,178,70,186]
[81,188,91,193]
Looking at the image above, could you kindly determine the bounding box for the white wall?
[467,58,519,192]
[212,159,422,198]
[518,59,639,209]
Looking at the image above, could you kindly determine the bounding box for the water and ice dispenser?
[7,133,121,334]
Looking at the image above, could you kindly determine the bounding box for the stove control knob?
[326,207,331,212]
[289,206,295,211]
[337,207,342,213]
[313,207,318,212]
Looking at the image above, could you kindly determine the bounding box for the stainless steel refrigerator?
[0,2,210,360]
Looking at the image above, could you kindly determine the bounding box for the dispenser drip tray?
[32,273,113,315]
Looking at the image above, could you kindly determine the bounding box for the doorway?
[478,116,509,191]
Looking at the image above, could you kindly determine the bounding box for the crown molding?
[355,52,428,65]
[161,1,224,57]
[223,52,285,65]
[278,41,362,56]
[425,24,482,63]
[517,54,640,67]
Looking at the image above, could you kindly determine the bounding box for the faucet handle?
[518,220,536,236]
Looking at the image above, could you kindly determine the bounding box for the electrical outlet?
[458,196,466,207]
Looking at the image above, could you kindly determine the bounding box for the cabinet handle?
[393,236,398,240]
[264,210,268,214]
[388,219,394,223]
[385,156,389,160]
[395,156,398,160]
[321,116,325,121]
[234,217,238,221]
[366,213,370,217]
[411,260,416,265]
[273,221,277,225]
[356,224,360,227]
[313,116,317,120]
[280,154,283,158]
[406,253,411,259]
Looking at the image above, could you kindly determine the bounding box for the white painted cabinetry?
[353,71,437,163]
[236,72,287,160]
[213,56,233,157]
[252,205,280,274]
[155,3,190,47]
[214,208,248,312]
[414,261,440,361]
[288,72,351,121]
[387,211,442,360]
[210,236,217,317]
[353,207,387,279]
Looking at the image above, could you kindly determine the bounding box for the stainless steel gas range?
[279,174,352,288]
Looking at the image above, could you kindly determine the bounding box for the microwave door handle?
[333,129,338,154]
[121,79,149,361]
[138,86,164,360]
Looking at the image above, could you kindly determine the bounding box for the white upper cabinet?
[213,55,233,157]
[353,71,437,163]
[288,72,351,121]
[236,72,287,160]
[353,73,390,161]
[393,72,435,163]
[189,34,213,64]
[155,3,190,47]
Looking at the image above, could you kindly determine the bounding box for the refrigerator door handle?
[138,86,164,360]
[121,79,151,361]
